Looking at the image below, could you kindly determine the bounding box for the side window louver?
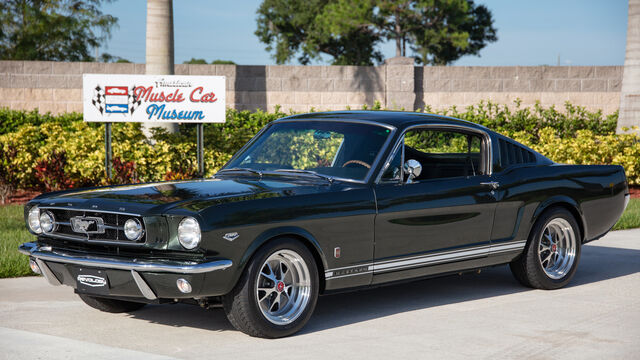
[499,139,536,168]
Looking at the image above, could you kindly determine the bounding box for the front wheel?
[223,238,319,338]
[510,207,582,289]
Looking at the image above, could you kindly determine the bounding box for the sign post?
[83,74,226,180]
[105,122,112,179]
[196,123,204,177]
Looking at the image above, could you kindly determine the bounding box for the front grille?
[41,208,146,244]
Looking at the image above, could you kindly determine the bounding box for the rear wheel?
[223,238,319,338]
[510,207,581,289]
[78,293,146,313]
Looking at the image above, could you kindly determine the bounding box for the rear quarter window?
[499,139,536,169]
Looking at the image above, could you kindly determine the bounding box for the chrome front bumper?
[19,242,233,300]
[18,242,232,274]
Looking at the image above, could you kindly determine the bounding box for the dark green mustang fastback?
[19,111,630,338]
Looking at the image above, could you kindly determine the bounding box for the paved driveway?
[1,229,639,360]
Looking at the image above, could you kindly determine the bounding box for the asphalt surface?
[1,229,639,360]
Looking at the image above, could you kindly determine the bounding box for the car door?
[372,125,497,281]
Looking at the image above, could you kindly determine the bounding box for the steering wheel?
[342,160,371,169]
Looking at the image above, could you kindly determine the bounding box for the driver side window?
[380,128,486,184]
[404,128,484,182]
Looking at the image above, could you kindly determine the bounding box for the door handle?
[480,181,500,190]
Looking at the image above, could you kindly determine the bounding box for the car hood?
[31,176,340,215]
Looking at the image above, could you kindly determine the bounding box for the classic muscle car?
[19,111,630,338]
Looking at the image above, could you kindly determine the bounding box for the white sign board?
[83,74,226,123]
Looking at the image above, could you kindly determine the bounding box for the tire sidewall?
[242,238,319,337]
[526,208,582,289]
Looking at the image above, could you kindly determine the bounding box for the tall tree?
[255,0,382,65]
[0,0,117,61]
[409,0,497,65]
[256,0,497,65]
[145,0,177,134]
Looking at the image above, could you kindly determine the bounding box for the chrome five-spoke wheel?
[538,218,577,280]
[509,208,582,290]
[256,249,312,325]
[223,238,319,338]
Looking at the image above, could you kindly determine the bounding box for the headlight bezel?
[27,206,42,234]
[123,218,144,241]
[178,217,201,250]
[39,210,56,233]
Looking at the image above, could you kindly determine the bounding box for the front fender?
[237,226,329,279]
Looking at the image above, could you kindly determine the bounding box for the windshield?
[223,120,393,181]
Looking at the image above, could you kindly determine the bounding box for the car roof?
[278,110,490,132]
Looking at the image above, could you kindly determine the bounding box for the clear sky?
[100,0,628,66]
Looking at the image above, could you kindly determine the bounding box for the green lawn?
[1,198,639,278]
[0,205,35,278]
[612,197,640,230]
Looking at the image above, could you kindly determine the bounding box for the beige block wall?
[0,61,623,115]
[420,92,620,115]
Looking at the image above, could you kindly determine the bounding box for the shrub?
[0,103,637,190]
[432,100,618,138]
[109,157,137,185]
[0,108,84,135]
[508,128,640,184]
[0,144,19,201]
[34,150,77,191]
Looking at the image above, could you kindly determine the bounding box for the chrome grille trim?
[38,207,147,244]
[38,206,141,217]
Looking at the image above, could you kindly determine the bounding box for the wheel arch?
[531,196,586,242]
[238,226,328,293]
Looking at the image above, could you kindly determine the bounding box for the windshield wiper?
[274,169,334,184]
[216,168,263,178]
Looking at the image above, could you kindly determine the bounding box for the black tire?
[223,238,319,338]
[78,293,146,313]
[510,207,582,290]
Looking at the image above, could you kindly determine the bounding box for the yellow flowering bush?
[0,104,638,190]
[0,121,234,190]
[507,127,640,185]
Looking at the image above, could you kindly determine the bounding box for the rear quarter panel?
[492,164,627,245]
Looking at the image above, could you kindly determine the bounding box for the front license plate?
[76,268,110,295]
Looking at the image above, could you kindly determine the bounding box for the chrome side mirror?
[404,159,422,183]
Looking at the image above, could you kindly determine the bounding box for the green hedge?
[0,108,84,134]
[0,101,638,194]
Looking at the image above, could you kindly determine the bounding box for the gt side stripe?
[325,240,528,280]
[326,271,374,280]
[373,244,491,266]
[373,247,490,271]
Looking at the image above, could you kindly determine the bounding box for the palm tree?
[618,0,640,133]
[144,0,178,134]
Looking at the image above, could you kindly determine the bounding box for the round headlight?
[178,217,201,249]
[39,211,56,233]
[124,218,144,241]
[28,206,42,234]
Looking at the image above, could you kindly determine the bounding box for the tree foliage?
[183,58,237,65]
[255,0,382,65]
[183,58,208,64]
[256,0,497,65]
[408,0,497,65]
[211,59,236,65]
[0,0,117,61]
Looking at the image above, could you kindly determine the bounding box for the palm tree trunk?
[144,0,177,134]
[618,0,640,133]
[395,23,402,57]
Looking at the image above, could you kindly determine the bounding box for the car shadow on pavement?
[126,244,640,335]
